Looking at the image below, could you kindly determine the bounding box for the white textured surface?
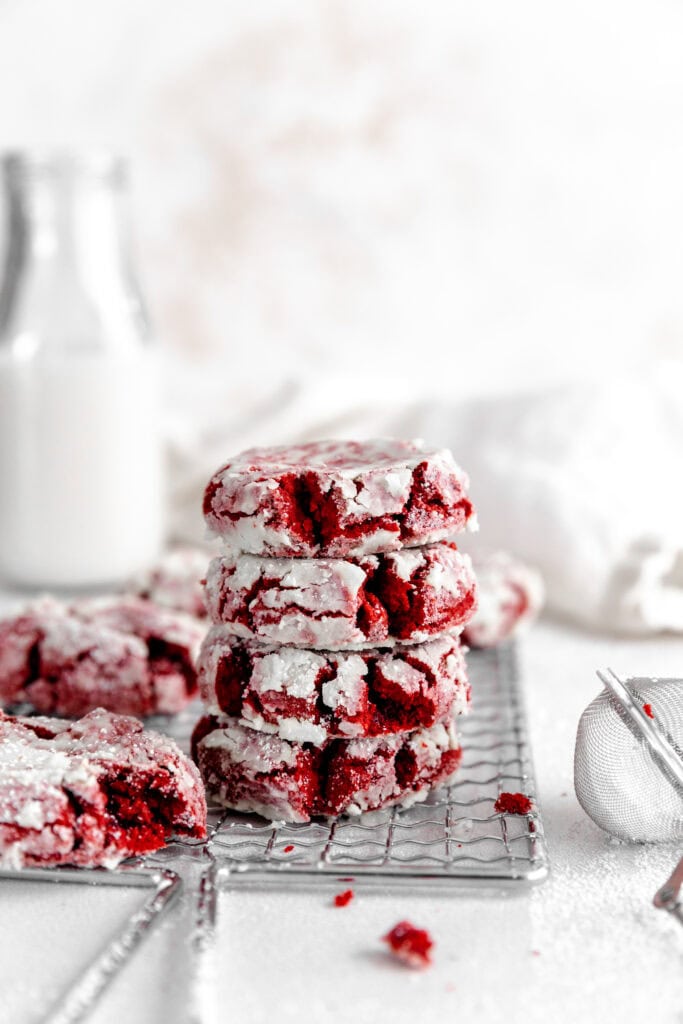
[2,2,683,398]
[3,612,683,1023]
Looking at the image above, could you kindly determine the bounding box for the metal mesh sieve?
[574,670,683,843]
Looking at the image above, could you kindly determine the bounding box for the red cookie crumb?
[333,889,354,907]
[643,703,655,719]
[383,921,433,969]
[283,844,295,853]
[494,792,533,815]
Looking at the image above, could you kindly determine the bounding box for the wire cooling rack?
[1,643,546,1023]
[157,642,549,889]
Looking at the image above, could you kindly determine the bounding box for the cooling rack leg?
[40,869,183,1024]
[187,854,220,1024]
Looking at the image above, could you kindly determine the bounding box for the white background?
[1,1,683,398]
[1,5,683,1022]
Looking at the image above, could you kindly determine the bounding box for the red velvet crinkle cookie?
[0,596,204,718]
[192,713,462,823]
[203,439,477,558]
[132,546,208,619]
[0,708,207,869]
[198,629,470,745]
[204,543,477,649]
[462,552,544,649]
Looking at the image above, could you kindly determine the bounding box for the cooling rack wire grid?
[151,641,548,888]
[2,642,548,1023]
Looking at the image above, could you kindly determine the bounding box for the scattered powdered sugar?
[375,658,424,694]
[388,547,425,581]
[321,656,367,713]
[250,648,325,698]
[276,718,328,745]
[452,817,474,839]
[202,719,299,770]
[14,800,46,830]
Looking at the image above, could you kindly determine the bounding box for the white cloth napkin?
[168,360,683,634]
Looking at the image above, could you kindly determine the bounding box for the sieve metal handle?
[596,669,683,793]
[654,855,683,929]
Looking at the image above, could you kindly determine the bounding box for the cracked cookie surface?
[198,630,470,744]
[0,596,204,717]
[0,708,206,868]
[203,438,476,558]
[192,712,462,823]
[203,543,477,648]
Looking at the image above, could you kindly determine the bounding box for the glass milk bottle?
[0,153,165,588]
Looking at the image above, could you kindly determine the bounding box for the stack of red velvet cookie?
[192,439,478,823]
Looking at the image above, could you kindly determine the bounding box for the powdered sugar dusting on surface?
[276,718,328,745]
[250,649,325,698]
[388,548,425,581]
[202,720,300,770]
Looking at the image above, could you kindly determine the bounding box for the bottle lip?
[1,150,127,185]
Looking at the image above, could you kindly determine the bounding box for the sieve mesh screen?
[574,676,683,843]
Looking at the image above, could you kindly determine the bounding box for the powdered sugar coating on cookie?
[203,439,476,558]
[0,596,205,717]
[0,708,206,869]
[192,712,462,823]
[132,546,208,619]
[462,552,544,649]
[198,629,470,744]
[203,543,477,649]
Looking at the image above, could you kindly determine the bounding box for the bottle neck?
[0,155,149,352]
[4,159,127,272]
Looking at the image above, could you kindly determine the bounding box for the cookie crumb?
[383,921,433,969]
[494,792,533,815]
[333,889,354,907]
